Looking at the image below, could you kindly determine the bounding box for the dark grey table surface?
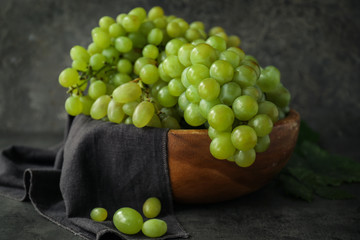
[0,133,359,240]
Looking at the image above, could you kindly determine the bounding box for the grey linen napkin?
[0,115,189,240]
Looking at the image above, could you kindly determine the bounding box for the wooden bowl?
[167,109,300,204]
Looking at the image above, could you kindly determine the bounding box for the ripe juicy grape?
[58,6,292,168]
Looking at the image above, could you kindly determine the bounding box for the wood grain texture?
[168,109,300,203]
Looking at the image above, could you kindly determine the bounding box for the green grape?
[143,197,161,218]
[122,101,139,116]
[142,44,159,59]
[248,114,273,137]
[89,53,106,71]
[227,35,241,47]
[116,13,127,24]
[186,64,210,86]
[206,35,227,52]
[198,78,220,101]
[65,95,83,116]
[157,62,171,82]
[134,57,156,75]
[219,50,240,68]
[72,59,87,71]
[147,28,163,45]
[209,26,225,36]
[123,49,142,63]
[99,16,115,30]
[157,86,178,107]
[113,82,142,103]
[210,132,236,160]
[257,101,279,123]
[190,43,217,67]
[132,101,155,128]
[107,99,125,123]
[80,96,94,115]
[162,116,181,129]
[162,55,185,78]
[124,116,133,124]
[168,78,186,96]
[173,18,189,34]
[90,95,111,120]
[111,73,132,86]
[147,114,162,128]
[209,60,234,85]
[139,21,156,36]
[178,67,190,88]
[128,32,147,49]
[70,45,90,62]
[227,47,245,62]
[190,21,205,30]
[178,92,191,111]
[122,14,141,32]
[257,66,280,92]
[117,58,133,74]
[218,82,242,106]
[208,104,234,131]
[207,125,231,140]
[109,23,126,38]
[166,21,182,38]
[199,98,221,118]
[231,125,257,151]
[160,107,181,122]
[234,149,256,167]
[153,17,167,29]
[214,31,228,41]
[90,207,108,222]
[87,42,102,55]
[150,80,167,100]
[265,85,291,108]
[254,135,270,153]
[232,95,258,121]
[148,6,164,20]
[178,43,195,67]
[242,86,262,102]
[185,85,201,104]
[102,47,120,64]
[128,7,147,22]
[115,36,133,53]
[185,28,202,42]
[140,64,159,84]
[165,38,185,56]
[142,219,167,238]
[88,80,107,100]
[113,207,143,235]
[184,103,206,126]
[92,29,111,49]
[59,68,79,88]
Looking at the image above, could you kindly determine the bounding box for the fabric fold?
[0,115,189,240]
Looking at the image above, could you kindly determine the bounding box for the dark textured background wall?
[1,0,359,158]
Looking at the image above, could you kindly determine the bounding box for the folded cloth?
[0,115,189,240]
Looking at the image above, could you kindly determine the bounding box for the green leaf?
[279,120,360,201]
[314,186,354,200]
[278,174,314,202]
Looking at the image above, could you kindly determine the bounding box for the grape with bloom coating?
[142,219,167,238]
[143,197,161,218]
[90,207,108,222]
[113,207,143,235]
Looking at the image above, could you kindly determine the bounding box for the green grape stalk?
[58,6,291,167]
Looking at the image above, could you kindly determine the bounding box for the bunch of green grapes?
[58,6,291,167]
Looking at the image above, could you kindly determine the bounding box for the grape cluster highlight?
[58,6,291,167]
